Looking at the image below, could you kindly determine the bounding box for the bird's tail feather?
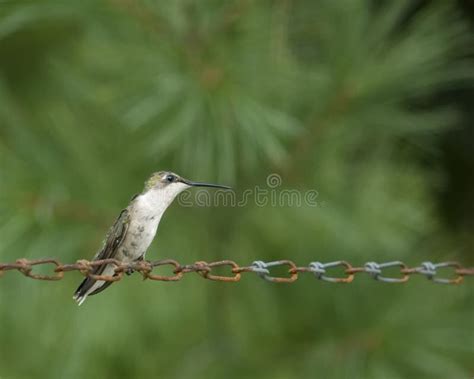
[73,276,115,306]
[73,277,96,306]
[73,293,88,306]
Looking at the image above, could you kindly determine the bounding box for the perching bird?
[73,171,231,305]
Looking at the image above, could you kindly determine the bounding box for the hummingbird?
[73,171,231,305]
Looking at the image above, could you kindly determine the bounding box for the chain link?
[0,258,472,284]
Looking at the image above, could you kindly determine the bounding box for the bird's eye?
[166,174,175,183]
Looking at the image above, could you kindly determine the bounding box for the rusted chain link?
[0,258,473,285]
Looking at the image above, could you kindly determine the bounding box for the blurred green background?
[0,0,473,378]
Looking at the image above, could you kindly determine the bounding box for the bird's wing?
[73,206,133,303]
[90,207,130,275]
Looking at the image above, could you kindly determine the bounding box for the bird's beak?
[179,178,232,190]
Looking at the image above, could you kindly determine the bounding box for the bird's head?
[144,171,231,201]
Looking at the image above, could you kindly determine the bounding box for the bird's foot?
[125,256,145,276]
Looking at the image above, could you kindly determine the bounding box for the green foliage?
[0,1,472,378]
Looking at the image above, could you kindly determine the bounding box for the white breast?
[117,191,168,261]
[117,184,189,262]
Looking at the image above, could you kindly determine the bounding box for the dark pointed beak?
[179,178,232,190]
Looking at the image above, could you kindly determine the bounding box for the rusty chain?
[0,258,473,285]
